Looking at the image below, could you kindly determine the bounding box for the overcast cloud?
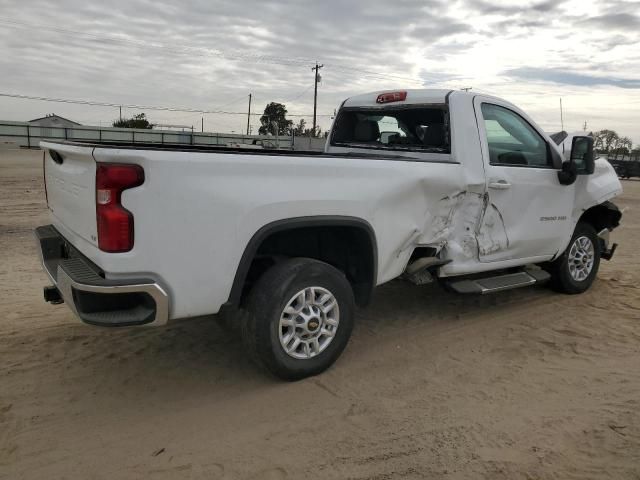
[0,0,639,142]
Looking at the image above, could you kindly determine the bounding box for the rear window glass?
[330,106,449,153]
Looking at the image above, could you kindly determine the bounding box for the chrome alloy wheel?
[568,235,595,282]
[278,286,339,360]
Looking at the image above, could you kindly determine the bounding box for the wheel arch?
[578,200,622,233]
[226,216,378,308]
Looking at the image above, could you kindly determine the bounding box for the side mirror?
[570,136,595,175]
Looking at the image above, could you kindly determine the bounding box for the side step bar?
[446,270,550,295]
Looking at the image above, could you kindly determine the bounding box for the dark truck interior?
[330,106,450,153]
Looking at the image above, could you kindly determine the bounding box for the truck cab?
[326,90,622,276]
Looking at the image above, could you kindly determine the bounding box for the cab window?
[330,106,449,153]
[481,103,550,167]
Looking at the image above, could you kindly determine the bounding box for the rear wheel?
[241,258,355,380]
[546,222,601,294]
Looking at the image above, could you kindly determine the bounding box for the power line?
[324,63,427,84]
[0,92,334,117]
[0,17,427,84]
[210,93,254,111]
[280,85,314,104]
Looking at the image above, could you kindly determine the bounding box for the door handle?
[488,180,511,190]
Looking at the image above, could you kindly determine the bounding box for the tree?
[258,103,293,135]
[293,118,323,138]
[113,113,154,129]
[610,136,633,159]
[304,125,322,138]
[618,136,633,152]
[593,129,635,159]
[593,129,619,153]
[293,118,307,135]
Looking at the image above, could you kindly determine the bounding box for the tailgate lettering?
[51,175,88,198]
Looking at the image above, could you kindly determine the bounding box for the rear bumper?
[35,225,169,327]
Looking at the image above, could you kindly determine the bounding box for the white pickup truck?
[37,89,622,379]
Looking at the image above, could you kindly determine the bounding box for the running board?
[446,270,550,295]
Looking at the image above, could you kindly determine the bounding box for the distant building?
[28,114,81,128]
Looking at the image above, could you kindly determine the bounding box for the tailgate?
[41,142,98,247]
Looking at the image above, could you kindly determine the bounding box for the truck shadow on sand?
[7,279,564,400]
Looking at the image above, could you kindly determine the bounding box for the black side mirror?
[570,136,595,175]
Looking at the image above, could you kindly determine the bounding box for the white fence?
[0,121,296,149]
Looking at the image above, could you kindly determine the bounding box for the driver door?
[473,96,575,263]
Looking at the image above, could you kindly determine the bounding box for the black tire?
[241,258,355,381]
[545,222,601,294]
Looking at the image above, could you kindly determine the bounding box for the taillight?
[96,163,144,252]
[376,91,407,104]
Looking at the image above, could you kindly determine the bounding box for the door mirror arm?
[558,161,577,185]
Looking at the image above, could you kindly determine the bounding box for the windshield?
[330,106,449,153]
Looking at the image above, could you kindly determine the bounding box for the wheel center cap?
[308,319,320,331]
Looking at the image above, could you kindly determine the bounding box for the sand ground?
[1,149,639,479]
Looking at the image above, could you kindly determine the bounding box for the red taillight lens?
[96,164,144,252]
[376,91,407,104]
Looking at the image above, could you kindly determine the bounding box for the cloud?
[0,0,462,120]
[468,0,563,15]
[504,67,640,89]
[0,0,639,142]
[409,21,471,39]
[579,13,640,31]
[599,34,640,50]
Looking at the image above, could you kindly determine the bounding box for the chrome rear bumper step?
[35,225,169,327]
[446,270,550,295]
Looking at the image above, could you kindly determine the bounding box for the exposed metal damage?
[476,196,510,256]
[411,189,509,259]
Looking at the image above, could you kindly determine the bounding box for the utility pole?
[119,105,122,122]
[583,121,587,132]
[247,93,252,136]
[201,116,204,133]
[559,98,564,132]
[312,63,324,136]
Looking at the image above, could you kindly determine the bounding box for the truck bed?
[42,139,417,162]
[39,138,462,321]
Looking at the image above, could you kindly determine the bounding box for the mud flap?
[598,228,618,261]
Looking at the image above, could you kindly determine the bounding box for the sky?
[0,0,639,143]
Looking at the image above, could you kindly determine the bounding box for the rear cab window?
[330,106,450,154]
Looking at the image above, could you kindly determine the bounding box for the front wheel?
[241,258,355,380]
[545,222,601,294]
